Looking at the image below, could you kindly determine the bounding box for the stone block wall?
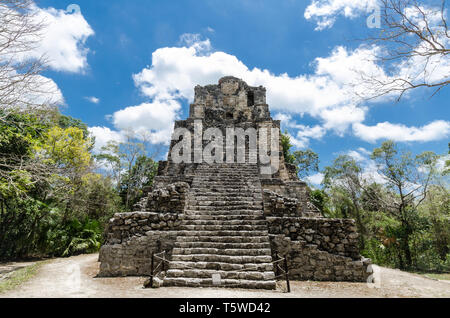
[104,212,183,245]
[270,235,371,282]
[134,182,189,213]
[266,217,360,259]
[99,231,178,277]
[262,188,321,218]
[98,212,183,277]
[263,190,303,217]
[267,217,371,282]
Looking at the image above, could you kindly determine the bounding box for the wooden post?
[275,254,280,277]
[162,251,166,272]
[284,255,290,293]
[150,252,154,288]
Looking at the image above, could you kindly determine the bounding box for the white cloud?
[88,126,125,154]
[353,120,450,143]
[85,96,100,104]
[347,150,366,162]
[132,36,378,140]
[119,34,448,147]
[304,0,379,30]
[11,4,94,73]
[275,113,327,149]
[306,173,325,185]
[0,69,64,108]
[111,99,181,145]
[341,148,387,184]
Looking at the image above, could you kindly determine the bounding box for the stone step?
[168,261,274,272]
[193,181,259,185]
[182,214,266,221]
[176,236,270,243]
[188,200,262,205]
[195,169,259,173]
[172,247,272,256]
[184,211,263,217]
[195,166,258,171]
[182,219,267,226]
[179,224,267,231]
[189,191,262,198]
[166,269,275,281]
[163,277,276,290]
[191,186,260,191]
[194,173,259,177]
[171,254,273,264]
[189,195,261,200]
[176,230,268,237]
[174,241,271,250]
[185,206,262,212]
[190,189,261,194]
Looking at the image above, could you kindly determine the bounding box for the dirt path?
[1,254,449,298]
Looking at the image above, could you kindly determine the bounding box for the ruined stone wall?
[267,217,371,282]
[98,212,182,277]
[134,182,190,213]
[270,235,371,282]
[263,190,304,217]
[261,181,321,217]
[266,217,360,259]
[99,231,178,277]
[104,212,183,245]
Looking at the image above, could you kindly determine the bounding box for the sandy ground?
[1,253,449,298]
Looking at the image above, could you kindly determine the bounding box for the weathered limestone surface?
[104,212,183,245]
[267,217,360,259]
[99,231,177,277]
[263,190,321,218]
[134,182,190,213]
[270,235,371,282]
[98,76,371,286]
[98,212,182,277]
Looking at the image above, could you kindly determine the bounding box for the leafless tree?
[0,0,59,121]
[358,0,449,100]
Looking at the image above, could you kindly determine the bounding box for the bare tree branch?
[356,0,449,100]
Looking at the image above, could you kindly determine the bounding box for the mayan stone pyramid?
[99,76,371,289]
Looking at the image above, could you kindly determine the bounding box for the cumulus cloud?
[353,120,450,143]
[111,99,181,145]
[88,126,125,153]
[304,0,379,30]
[343,148,387,184]
[347,150,366,162]
[109,33,448,148]
[132,35,379,140]
[275,113,327,149]
[11,4,94,73]
[306,173,325,186]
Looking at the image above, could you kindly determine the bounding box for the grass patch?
[423,273,450,281]
[0,261,47,294]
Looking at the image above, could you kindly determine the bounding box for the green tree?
[369,141,439,269]
[0,110,120,260]
[322,155,367,243]
[280,131,319,179]
[95,131,159,211]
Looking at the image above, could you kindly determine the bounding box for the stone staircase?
[163,163,276,289]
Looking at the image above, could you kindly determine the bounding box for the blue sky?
[33,0,449,184]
